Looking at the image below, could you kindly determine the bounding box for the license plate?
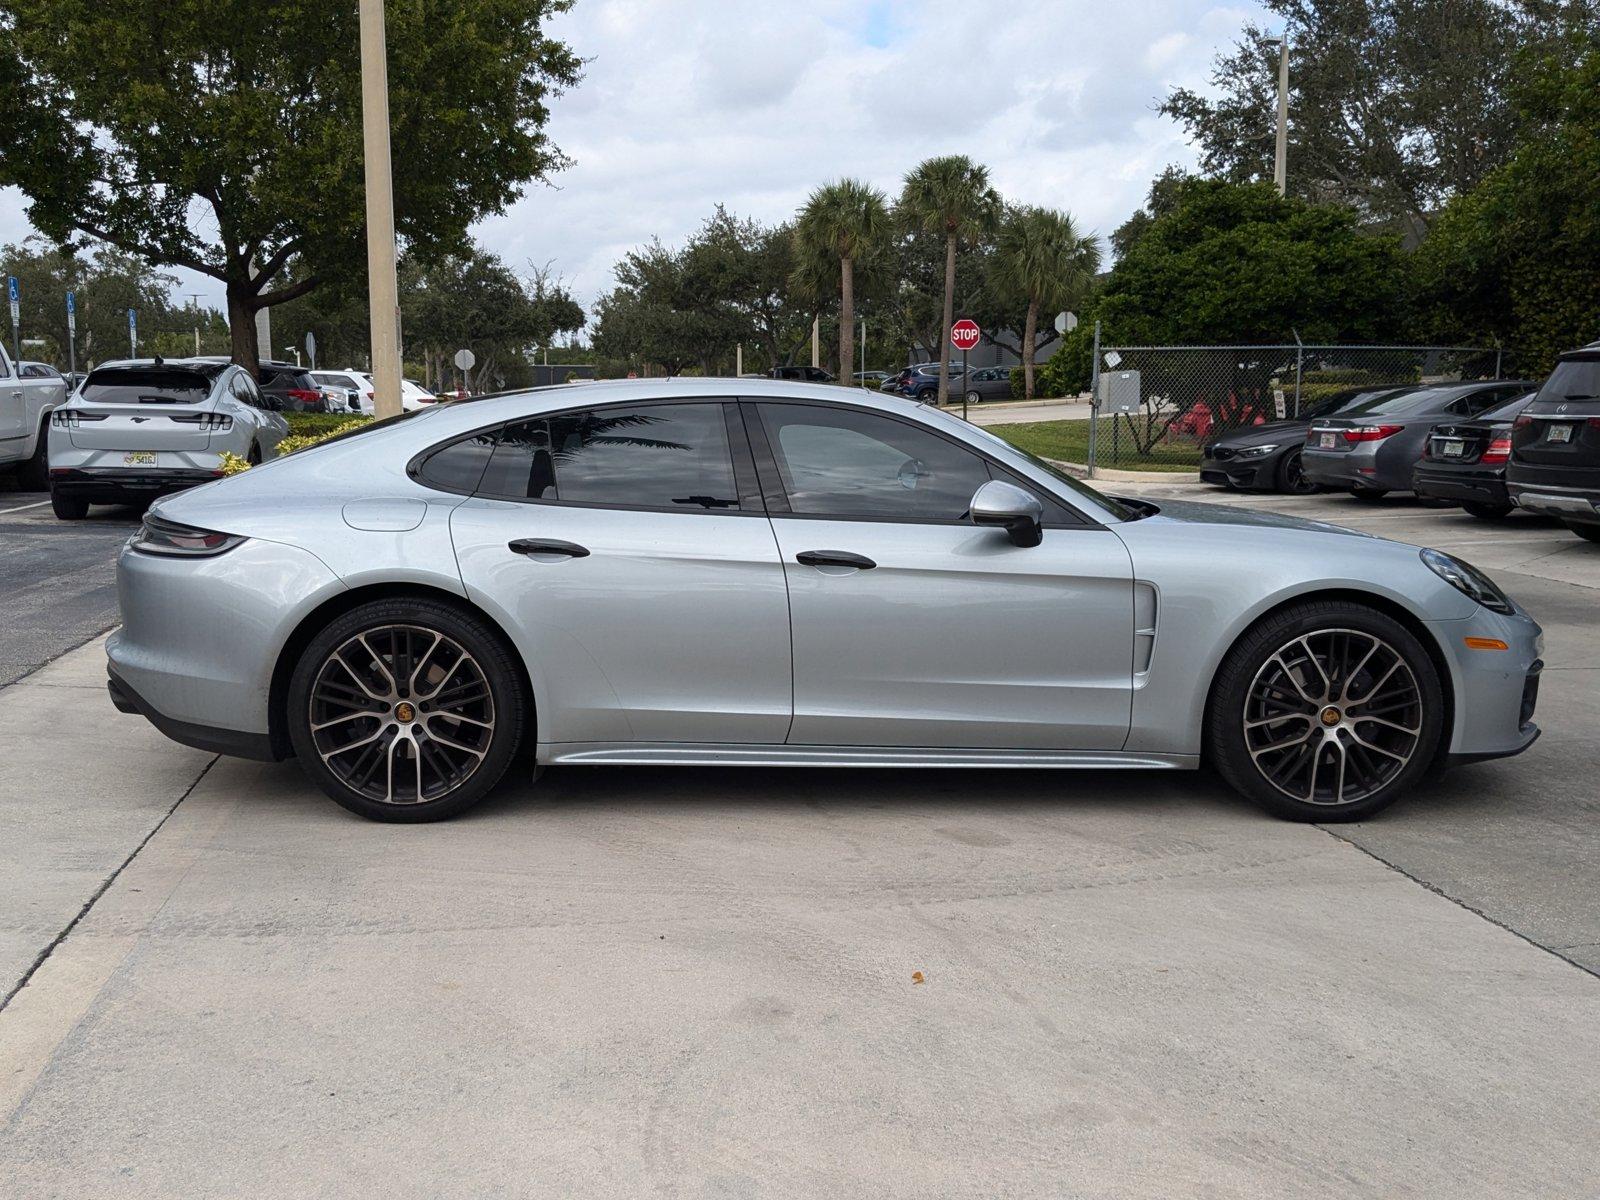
[1441,439,1465,457]
[1319,432,1336,449]
[1549,424,1573,443]
[122,451,157,466]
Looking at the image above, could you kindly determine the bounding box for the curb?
[1044,458,1202,483]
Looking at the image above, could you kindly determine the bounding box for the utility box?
[1098,369,1141,413]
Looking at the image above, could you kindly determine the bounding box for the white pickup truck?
[0,343,66,490]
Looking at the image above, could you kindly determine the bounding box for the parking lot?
[2,484,1598,1196]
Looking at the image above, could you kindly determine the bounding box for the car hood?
[1113,496,1374,538]
[1207,419,1310,447]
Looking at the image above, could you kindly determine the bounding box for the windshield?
[1536,358,1600,403]
[961,422,1142,522]
[81,368,214,404]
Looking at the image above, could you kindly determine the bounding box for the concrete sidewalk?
[3,634,1598,1195]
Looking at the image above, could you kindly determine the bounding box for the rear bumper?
[1412,465,1509,507]
[50,466,221,503]
[1507,482,1600,525]
[108,666,280,761]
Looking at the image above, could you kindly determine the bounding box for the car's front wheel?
[1276,448,1319,495]
[964,390,981,406]
[286,598,528,822]
[1206,600,1445,822]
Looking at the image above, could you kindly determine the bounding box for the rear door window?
[478,403,741,511]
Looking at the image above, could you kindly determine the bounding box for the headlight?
[1420,548,1513,614]
[1236,444,1279,458]
[130,513,247,557]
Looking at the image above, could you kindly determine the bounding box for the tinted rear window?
[1339,387,1473,416]
[1530,358,1600,409]
[81,369,214,404]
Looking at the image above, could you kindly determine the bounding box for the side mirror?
[971,480,1044,547]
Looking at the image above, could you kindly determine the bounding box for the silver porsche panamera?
[106,378,1543,823]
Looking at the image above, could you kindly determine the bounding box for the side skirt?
[538,742,1198,770]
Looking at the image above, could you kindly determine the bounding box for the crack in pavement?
[1317,825,1600,981]
[0,756,219,1015]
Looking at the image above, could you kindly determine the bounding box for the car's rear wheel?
[287,598,528,822]
[50,490,88,520]
[1206,600,1445,822]
[1348,486,1389,502]
[1563,520,1600,544]
[1463,500,1513,520]
[964,390,981,406]
[1275,448,1318,494]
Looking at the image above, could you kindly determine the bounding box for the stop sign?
[950,318,981,352]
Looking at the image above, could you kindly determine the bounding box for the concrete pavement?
[2,486,1599,1196]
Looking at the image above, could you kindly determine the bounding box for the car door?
[746,399,1135,750]
[232,372,288,452]
[448,399,793,746]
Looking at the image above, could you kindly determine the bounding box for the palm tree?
[793,180,891,383]
[897,156,1001,406]
[992,207,1101,400]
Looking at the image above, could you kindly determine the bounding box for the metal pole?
[1087,320,1101,478]
[735,343,742,377]
[1494,342,1503,380]
[1292,329,1304,418]
[1273,37,1289,195]
[66,298,76,379]
[811,317,819,369]
[359,0,403,419]
[859,316,866,386]
[189,293,203,355]
[962,346,968,420]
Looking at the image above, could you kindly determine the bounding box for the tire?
[247,441,262,466]
[1562,520,1600,544]
[1275,448,1319,495]
[1205,600,1445,822]
[914,388,936,402]
[1348,486,1389,502]
[50,490,89,520]
[1462,500,1513,520]
[16,417,50,491]
[964,390,981,406]
[286,598,528,822]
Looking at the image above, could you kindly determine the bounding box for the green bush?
[285,412,372,437]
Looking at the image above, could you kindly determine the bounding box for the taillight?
[129,514,247,557]
[170,413,233,432]
[288,388,322,405]
[1342,424,1404,442]
[50,410,105,427]
[1482,435,1512,464]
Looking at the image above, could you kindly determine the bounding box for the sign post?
[306,330,318,371]
[950,318,980,419]
[128,309,138,358]
[66,291,76,377]
[453,347,476,399]
[8,277,20,368]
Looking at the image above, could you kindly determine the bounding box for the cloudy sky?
[0,0,1270,318]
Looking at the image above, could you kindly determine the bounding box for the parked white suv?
[0,344,67,490]
[311,369,437,414]
[47,358,288,519]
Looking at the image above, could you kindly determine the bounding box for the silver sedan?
[106,379,1543,823]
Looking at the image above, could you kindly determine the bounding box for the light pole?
[1266,35,1289,195]
[359,0,402,418]
[188,293,203,355]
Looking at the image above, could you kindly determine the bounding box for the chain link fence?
[1084,344,1504,473]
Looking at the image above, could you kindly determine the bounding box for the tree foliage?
[792,179,893,381]
[1095,179,1411,346]
[989,207,1100,398]
[0,0,580,371]
[1413,23,1600,371]
[1159,0,1570,238]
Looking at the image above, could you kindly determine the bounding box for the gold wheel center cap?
[395,701,416,723]
[1320,706,1342,727]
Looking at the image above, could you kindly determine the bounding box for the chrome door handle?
[508,538,590,559]
[796,550,876,570]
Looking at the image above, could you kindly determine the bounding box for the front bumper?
[1428,602,1543,763]
[1199,453,1278,490]
[51,466,222,503]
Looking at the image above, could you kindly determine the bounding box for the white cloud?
[0,0,1267,318]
